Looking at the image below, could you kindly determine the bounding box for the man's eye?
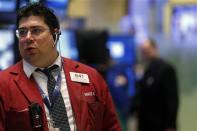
[31,28,42,34]
[19,30,28,36]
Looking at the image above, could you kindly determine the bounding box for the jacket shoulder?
[63,57,97,73]
[0,62,22,78]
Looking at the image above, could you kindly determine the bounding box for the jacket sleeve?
[161,65,179,129]
[95,72,122,131]
[0,98,6,131]
[0,76,6,131]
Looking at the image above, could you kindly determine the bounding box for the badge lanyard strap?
[36,71,62,112]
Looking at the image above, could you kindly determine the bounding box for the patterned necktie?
[37,65,70,131]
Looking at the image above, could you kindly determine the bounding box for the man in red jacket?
[0,3,121,131]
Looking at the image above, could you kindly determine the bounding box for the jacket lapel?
[12,62,43,104]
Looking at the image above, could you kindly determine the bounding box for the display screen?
[107,34,136,65]
[45,0,68,8]
[0,29,14,70]
[171,5,197,43]
[0,0,15,12]
[44,0,69,19]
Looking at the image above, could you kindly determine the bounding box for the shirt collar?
[23,55,62,78]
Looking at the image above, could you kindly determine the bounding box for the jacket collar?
[22,55,62,78]
[10,61,43,104]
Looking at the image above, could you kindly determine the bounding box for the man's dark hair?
[17,3,60,32]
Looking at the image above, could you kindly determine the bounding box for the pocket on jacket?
[80,100,105,131]
[6,108,32,131]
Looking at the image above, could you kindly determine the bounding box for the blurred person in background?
[134,38,179,131]
[0,3,121,131]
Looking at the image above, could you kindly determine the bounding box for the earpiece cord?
[55,38,63,71]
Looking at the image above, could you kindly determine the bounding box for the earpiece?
[53,31,61,47]
[55,32,59,41]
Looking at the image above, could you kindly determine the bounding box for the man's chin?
[24,56,40,65]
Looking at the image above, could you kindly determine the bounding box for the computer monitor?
[0,29,14,70]
[44,0,69,18]
[107,34,136,65]
[0,0,15,12]
[45,0,69,8]
[171,4,197,43]
[0,0,16,24]
[75,30,109,65]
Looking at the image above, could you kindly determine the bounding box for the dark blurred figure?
[134,38,179,131]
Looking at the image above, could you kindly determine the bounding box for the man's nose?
[26,31,33,39]
[21,31,34,43]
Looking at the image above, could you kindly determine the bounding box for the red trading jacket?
[0,58,122,131]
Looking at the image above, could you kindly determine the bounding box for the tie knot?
[36,65,59,78]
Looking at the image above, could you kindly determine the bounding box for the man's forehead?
[140,42,150,49]
[18,16,46,28]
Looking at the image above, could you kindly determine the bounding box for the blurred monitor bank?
[0,29,14,70]
[0,0,15,12]
[171,4,197,44]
